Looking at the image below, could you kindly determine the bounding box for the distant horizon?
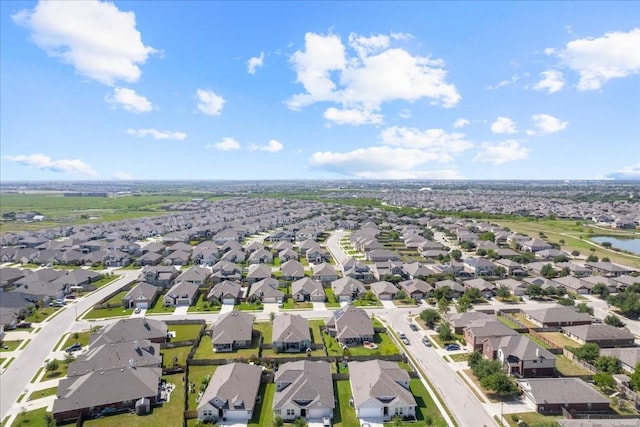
[1,1,639,181]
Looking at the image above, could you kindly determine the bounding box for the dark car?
[16,322,32,328]
[409,323,418,331]
[445,344,461,351]
[65,343,82,353]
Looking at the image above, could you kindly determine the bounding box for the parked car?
[322,417,332,427]
[409,323,418,331]
[16,322,32,328]
[397,331,406,339]
[445,344,461,351]
[134,307,142,314]
[65,343,82,353]
[422,337,432,347]
[591,317,602,324]
[65,295,76,300]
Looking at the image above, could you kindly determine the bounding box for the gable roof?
[210,311,254,345]
[291,277,324,297]
[207,280,242,300]
[525,306,592,325]
[485,335,555,361]
[349,360,416,408]
[91,318,167,345]
[272,313,311,343]
[522,378,609,405]
[273,360,335,410]
[326,304,373,340]
[198,363,262,412]
[562,324,635,342]
[331,277,366,296]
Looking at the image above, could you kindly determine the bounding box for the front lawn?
[352,298,382,307]
[506,412,560,427]
[40,359,66,381]
[448,353,470,362]
[102,290,129,306]
[91,275,118,288]
[168,324,203,341]
[234,301,264,311]
[282,298,312,310]
[335,380,358,427]
[323,332,399,357]
[0,340,22,352]
[145,298,176,315]
[324,288,341,308]
[187,294,221,313]
[62,330,93,349]
[28,386,57,401]
[382,379,448,427]
[248,383,275,427]
[24,306,61,323]
[8,407,50,427]
[83,306,131,320]
[83,373,184,427]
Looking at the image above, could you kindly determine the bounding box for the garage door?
[357,407,381,418]
[136,302,149,309]
[222,298,236,305]
[225,410,249,421]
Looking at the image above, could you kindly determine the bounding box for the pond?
[591,236,640,255]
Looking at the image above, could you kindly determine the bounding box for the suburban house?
[210,261,242,283]
[176,266,210,286]
[599,348,640,373]
[464,257,495,276]
[366,249,401,263]
[247,278,284,303]
[245,264,272,284]
[139,266,178,290]
[247,248,273,264]
[369,281,399,300]
[402,262,433,279]
[446,312,492,334]
[555,262,591,277]
[552,276,592,294]
[280,260,306,281]
[197,363,262,423]
[521,239,553,253]
[463,278,496,295]
[331,277,366,302]
[122,282,160,309]
[162,281,200,307]
[348,360,417,421]
[434,279,465,298]
[291,277,325,302]
[325,304,374,346]
[209,311,254,352]
[463,319,519,351]
[342,259,374,281]
[493,259,526,276]
[207,280,243,305]
[398,279,432,301]
[90,318,167,345]
[482,335,556,378]
[524,306,592,328]
[562,324,635,348]
[495,278,526,296]
[311,263,338,283]
[273,360,335,422]
[519,378,610,415]
[272,313,312,353]
[67,340,162,378]
[278,248,299,263]
[585,261,632,277]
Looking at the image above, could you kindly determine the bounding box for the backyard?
[247,383,275,427]
[323,331,400,357]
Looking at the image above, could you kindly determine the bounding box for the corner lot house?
[273,360,334,421]
[349,360,416,421]
[209,311,254,352]
[272,313,311,353]
[197,363,262,423]
[325,304,374,346]
[520,378,610,415]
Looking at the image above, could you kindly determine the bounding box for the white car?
[322,417,331,427]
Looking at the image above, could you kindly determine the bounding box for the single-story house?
[495,278,526,296]
[524,306,592,328]
[122,282,160,309]
[209,311,254,352]
[291,277,325,302]
[311,262,338,283]
[207,280,243,305]
[398,279,432,301]
[272,313,311,353]
[369,281,399,300]
[247,278,284,303]
[162,281,200,307]
[562,324,635,348]
[325,304,373,346]
[519,378,610,415]
[446,311,492,334]
[599,347,640,373]
[280,260,306,281]
[331,277,366,302]
[246,264,272,284]
[273,360,334,421]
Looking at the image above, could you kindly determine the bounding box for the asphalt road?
[324,229,349,266]
[0,271,138,419]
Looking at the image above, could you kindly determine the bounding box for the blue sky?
[1,1,639,181]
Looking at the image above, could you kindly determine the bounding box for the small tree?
[496,286,510,300]
[604,314,625,327]
[571,250,580,257]
[274,416,284,427]
[450,249,462,261]
[45,359,59,373]
[395,290,407,301]
[437,297,450,314]
[456,295,472,313]
[592,283,609,298]
[294,417,308,427]
[420,309,440,329]
[574,343,600,363]
[464,287,481,302]
[586,254,599,262]
[437,322,453,342]
[576,302,594,315]
[629,363,640,391]
[541,264,557,279]
[480,372,519,396]
[392,415,403,426]
[594,372,616,391]
[467,351,483,368]
[557,297,575,307]
[594,355,623,374]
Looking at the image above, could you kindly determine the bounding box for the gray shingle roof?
[349,360,416,408]
[522,378,609,405]
[272,313,311,344]
[273,360,334,410]
[198,363,262,412]
[210,311,254,345]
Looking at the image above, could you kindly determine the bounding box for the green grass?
[23,306,61,323]
[234,301,264,311]
[40,359,66,381]
[144,297,176,315]
[323,331,400,357]
[335,380,358,427]
[192,332,261,360]
[555,355,593,377]
[91,275,118,288]
[0,340,22,352]
[248,383,275,427]
[30,367,44,383]
[506,412,560,427]
[186,365,218,410]
[324,288,342,308]
[538,332,580,349]
[254,321,273,343]
[62,331,92,349]
[309,319,325,344]
[168,324,202,341]
[161,345,193,368]
[8,407,50,427]
[282,298,312,310]
[352,298,382,307]
[448,353,470,362]
[187,294,221,313]
[83,373,184,427]
[382,379,448,427]
[83,306,132,320]
[27,386,58,401]
[496,315,522,330]
[102,290,129,306]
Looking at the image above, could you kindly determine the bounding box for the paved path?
[312,302,327,311]
[219,302,235,314]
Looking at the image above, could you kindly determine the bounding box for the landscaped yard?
[28,386,57,401]
[83,373,184,427]
[161,345,193,368]
[234,301,264,311]
[324,288,341,308]
[323,331,399,357]
[24,306,61,323]
[448,353,470,363]
[506,411,560,427]
[282,298,312,310]
[247,383,275,427]
[91,275,118,289]
[168,324,203,341]
[496,315,522,330]
[82,306,132,320]
[186,365,218,410]
[7,407,50,427]
[144,298,176,315]
[352,298,382,308]
[334,380,358,427]
[555,355,593,377]
[62,330,94,349]
[187,294,221,313]
[0,340,22,352]
[382,379,448,427]
[192,332,261,360]
[394,298,419,307]
[40,359,67,382]
[538,332,580,349]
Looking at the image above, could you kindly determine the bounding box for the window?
[395,407,403,415]
[274,409,281,414]
[286,409,295,416]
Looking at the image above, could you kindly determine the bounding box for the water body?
[591,236,640,255]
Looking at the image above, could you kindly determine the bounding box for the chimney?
[536,348,540,358]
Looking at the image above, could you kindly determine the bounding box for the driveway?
[263,302,280,314]
[312,302,327,311]
[130,308,147,318]
[220,302,235,314]
[381,300,396,309]
[359,418,383,427]
[173,306,189,315]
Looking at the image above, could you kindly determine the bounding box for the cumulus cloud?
[473,140,529,165]
[113,171,133,180]
[287,31,460,125]
[533,70,565,93]
[126,128,186,140]
[453,118,470,128]
[3,153,97,176]
[248,140,284,153]
[605,164,640,180]
[106,87,153,113]
[206,137,241,151]
[12,0,156,86]
[548,28,640,90]
[196,89,226,116]
[380,126,473,155]
[323,107,383,126]
[490,117,517,134]
[531,113,568,134]
[247,51,265,75]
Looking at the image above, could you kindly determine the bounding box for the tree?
[496,286,511,300]
[601,257,610,262]
[604,314,625,327]
[629,363,640,391]
[464,287,482,302]
[586,254,599,262]
[294,418,308,427]
[601,241,613,248]
[607,288,640,318]
[541,264,557,279]
[557,297,575,306]
[571,250,580,257]
[525,284,543,299]
[471,358,502,379]
[395,290,407,300]
[574,343,600,363]
[45,412,56,427]
[434,286,451,301]
[553,255,569,263]
[576,302,594,315]
[420,309,440,329]
[45,359,59,373]
[437,297,450,314]
[479,231,496,241]
[480,372,519,396]
[461,241,476,251]
[593,372,615,391]
[450,249,462,261]
[594,355,623,374]
[467,351,483,369]
[456,295,472,313]
[437,322,453,342]
[591,283,609,298]
[274,416,284,427]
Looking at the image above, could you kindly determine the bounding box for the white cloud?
[12,0,156,85]
[247,52,265,75]
[249,140,284,153]
[380,126,473,155]
[113,171,133,180]
[126,128,186,140]
[196,89,225,116]
[287,31,460,122]
[473,140,530,165]
[605,164,640,180]
[323,107,383,126]
[531,113,568,134]
[398,109,411,119]
[3,153,97,176]
[106,87,152,113]
[533,70,565,93]
[206,137,241,151]
[486,75,519,90]
[453,118,470,128]
[549,28,640,90]
[490,117,517,134]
